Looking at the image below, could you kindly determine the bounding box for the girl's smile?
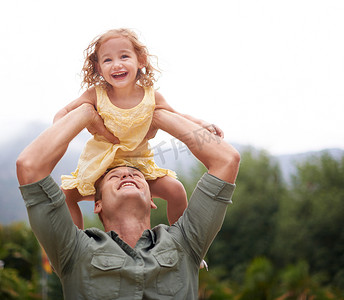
[111,71,128,80]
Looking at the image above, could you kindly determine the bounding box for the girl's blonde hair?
[82,28,158,89]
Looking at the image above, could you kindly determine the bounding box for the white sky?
[1,0,343,155]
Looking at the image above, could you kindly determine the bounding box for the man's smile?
[118,180,138,189]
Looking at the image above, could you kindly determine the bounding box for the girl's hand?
[201,121,224,138]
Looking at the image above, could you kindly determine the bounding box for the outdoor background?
[1,0,343,299]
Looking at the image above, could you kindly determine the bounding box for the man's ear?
[94,200,102,214]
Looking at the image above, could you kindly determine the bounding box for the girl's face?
[97,37,144,89]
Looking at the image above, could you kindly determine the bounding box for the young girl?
[54,28,223,229]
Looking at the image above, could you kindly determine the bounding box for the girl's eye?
[104,58,111,63]
[121,55,129,59]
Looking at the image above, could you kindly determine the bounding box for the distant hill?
[276,148,344,184]
[1,121,343,224]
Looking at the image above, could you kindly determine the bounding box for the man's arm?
[17,104,117,185]
[53,88,96,123]
[152,109,240,264]
[151,109,240,183]
[17,104,118,275]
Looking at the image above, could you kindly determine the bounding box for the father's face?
[94,167,154,216]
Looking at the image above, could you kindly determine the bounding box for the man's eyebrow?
[130,169,144,176]
[127,166,142,172]
[105,166,143,175]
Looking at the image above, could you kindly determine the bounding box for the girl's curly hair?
[81,28,159,89]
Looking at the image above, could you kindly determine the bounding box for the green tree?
[273,153,344,290]
[276,260,343,300]
[199,267,236,300]
[207,149,285,282]
[0,268,39,300]
[0,223,40,278]
[0,223,40,299]
[277,260,315,299]
[239,257,275,300]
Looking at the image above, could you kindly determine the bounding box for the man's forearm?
[16,104,96,185]
[153,110,240,183]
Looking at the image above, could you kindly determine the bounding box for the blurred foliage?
[206,149,285,283]
[0,268,39,299]
[273,153,344,290]
[0,223,41,299]
[1,150,344,299]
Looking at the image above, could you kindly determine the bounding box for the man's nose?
[120,171,133,179]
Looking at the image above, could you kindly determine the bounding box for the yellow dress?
[61,86,176,196]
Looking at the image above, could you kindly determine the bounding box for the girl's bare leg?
[148,176,188,225]
[63,188,94,229]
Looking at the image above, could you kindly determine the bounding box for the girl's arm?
[154,91,224,138]
[53,88,97,123]
[151,109,240,183]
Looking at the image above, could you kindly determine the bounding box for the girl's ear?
[138,54,147,69]
[96,63,103,76]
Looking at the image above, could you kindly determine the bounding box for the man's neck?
[103,216,150,248]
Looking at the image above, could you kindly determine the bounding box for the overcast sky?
[1,0,343,155]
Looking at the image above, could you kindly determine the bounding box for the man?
[16,104,240,299]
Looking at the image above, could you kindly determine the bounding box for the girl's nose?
[113,60,123,69]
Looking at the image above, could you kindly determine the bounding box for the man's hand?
[86,109,120,144]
